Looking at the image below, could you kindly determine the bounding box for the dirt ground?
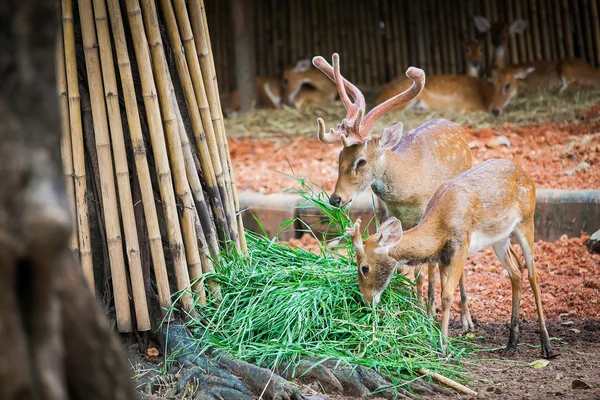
[127,321,600,400]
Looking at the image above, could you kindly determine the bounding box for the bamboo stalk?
[91,0,150,332]
[482,1,493,68]
[325,0,334,59]
[514,0,528,62]
[310,0,319,55]
[506,0,519,64]
[420,1,431,72]
[77,0,132,332]
[61,0,94,293]
[256,0,265,76]
[571,0,586,60]
[124,0,197,311]
[437,0,449,74]
[381,0,394,80]
[416,368,477,396]
[591,0,600,67]
[138,0,208,306]
[446,0,457,74]
[56,28,79,258]
[161,0,235,253]
[106,0,172,313]
[522,1,534,62]
[459,0,469,71]
[359,0,372,85]
[406,1,418,68]
[545,0,557,60]
[272,0,280,73]
[538,0,551,60]
[194,0,248,253]
[529,0,542,60]
[581,0,595,64]
[553,0,565,60]
[172,0,238,251]
[562,0,575,58]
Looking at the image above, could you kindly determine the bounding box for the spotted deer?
[375,66,535,116]
[312,53,474,330]
[474,16,600,91]
[347,159,553,358]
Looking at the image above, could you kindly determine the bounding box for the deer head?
[312,53,425,207]
[281,58,336,107]
[464,39,486,77]
[347,218,404,305]
[474,16,527,70]
[488,66,535,116]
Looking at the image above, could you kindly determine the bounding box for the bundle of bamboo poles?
[58,0,245,333]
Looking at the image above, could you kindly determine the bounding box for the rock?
[571,379,591,390]
[562,169,576,176]
[468,140,483,149]
[576,161,590,172]
[561,320,574,326]
[496,135,511,147]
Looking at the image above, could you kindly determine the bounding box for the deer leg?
[414,264,425,301]
[459,272,474,331]
[427,263,436,318]
[492,239,523,355]
[515,223,553,359]
[438,256,465,354]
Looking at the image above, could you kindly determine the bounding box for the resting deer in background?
[376,66,535,116]
[222,59,338,115]
[312,53,475,330]
[347,159,553,359]
[475,15,600,91]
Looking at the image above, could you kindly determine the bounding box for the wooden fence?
[208,0,600,93]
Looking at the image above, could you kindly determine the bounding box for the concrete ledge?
[238,190,600,242]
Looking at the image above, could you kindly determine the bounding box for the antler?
[313,53,425,147]
[313,53,366,146]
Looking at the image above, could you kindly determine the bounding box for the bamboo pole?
[325,0,334,59]
[105,0,173,313]
[272,0,280,73]
[194,0,248,253]
[581,0,595,64]
[553,0,565,60]
[506,0,519,64]
[562,0,575,58]
[416,368,477,396]
[591,0,600,67]
[180,0,239,251]
[522,1,534,62]
[310,0,319,55]
[459,0,469,71]
[91,0,150,332]
[360,0,373,85]
[56,28,79,258]
[538,0,551,60]
[529,0,542,60]
[447,0,457,74]
[514,0,528,62]
[137,0,208,306]
[437,0,449,74]
[381,0,394,81]
[124,0,197,311]
[161,0,235,252]
[406,1,418,68]
[77,0,132,332]
[572,0,586,60]
[61,0,94,293]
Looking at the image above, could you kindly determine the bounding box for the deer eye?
[282,78,288,86]
[361,265,370,275]
[356,159,367,169]
[502,83,511,92]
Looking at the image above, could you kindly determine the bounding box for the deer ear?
[473,15,491,33]
[509,19,528,34]
[375,217,403,252]
[346,219,364,252]
[378,122,403,152]
[292,59,312,73]
[515,66,535,79]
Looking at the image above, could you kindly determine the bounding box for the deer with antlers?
[346,159,553,358]
[312,53,475,330]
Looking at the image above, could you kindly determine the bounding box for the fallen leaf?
[529,359,550,369]
[145,347,160,358]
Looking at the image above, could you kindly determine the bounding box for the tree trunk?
[0,0,136,398]
[230,0,257,111]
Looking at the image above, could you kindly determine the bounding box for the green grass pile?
[186,182,470,389]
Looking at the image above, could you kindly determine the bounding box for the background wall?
[207,0,600,93]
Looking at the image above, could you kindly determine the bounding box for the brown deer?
[222,59,338,115]
[475,16,600,91]
[375,66,535,116]
[312,53,475,330]
[464,40,486,78]
[347,158,553,359]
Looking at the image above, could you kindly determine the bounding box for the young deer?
[375,67,535,116]
[464,40,486,78]
[475,16,600,91]
[312,53,475,330]
[347,158,552,358]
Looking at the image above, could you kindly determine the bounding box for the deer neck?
[388,221,446,265]
[493,45,507,69]
[480,79,496,109]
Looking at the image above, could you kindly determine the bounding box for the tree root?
[162,324,466,399]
